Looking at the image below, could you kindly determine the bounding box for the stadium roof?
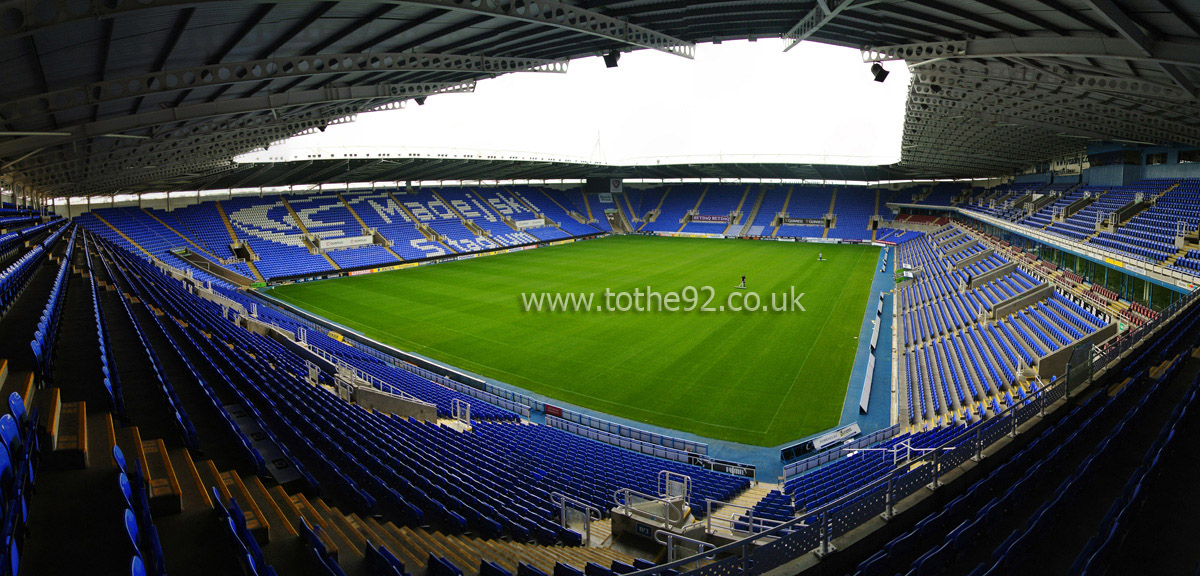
[1,0,1198,198]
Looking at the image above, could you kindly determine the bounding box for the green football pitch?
[269,235,879,446]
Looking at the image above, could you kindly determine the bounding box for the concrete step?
[52,400,88,469]
[172,448,212,509]
[220,469,271,544]
[139,437,182,515]
[304,497,360,558]
[287,491,342,559]
[362,517,427,573]
[247,475,296,539]
[322,503,369,553]
[34,386,61,450]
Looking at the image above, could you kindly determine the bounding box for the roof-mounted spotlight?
[603,49,620,68]
[415,96,427,106]
[871,62,889,83]
[317,123,328,132]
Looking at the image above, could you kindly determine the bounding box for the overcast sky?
[242,39,911,167]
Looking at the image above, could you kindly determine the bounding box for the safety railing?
[551,492,603,546]
[620,286,1199,576]
[654,530,716,566]
[962,210,1199,289]
[613,489,683,526]
[704,500,791,538]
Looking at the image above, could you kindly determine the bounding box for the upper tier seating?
[775,186,832,238]
[893,226,1111,428]
[222,196,336,279]
[747,187,789,236]
[826,187,875,240]
[639,188,702,233]
[342,190,449,260]
[680,184,744,234]
[510,187,602,238]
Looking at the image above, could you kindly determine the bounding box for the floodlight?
[871,62,889,83]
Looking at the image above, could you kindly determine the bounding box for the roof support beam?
[0,0,695,58]
[863,38,1200,71]
[0,81,474,159]
[0,53,563,126]
[1080,0,1152,53]
[129,7,194,115]
[1077,0,1197,97]
[782,0,887,51]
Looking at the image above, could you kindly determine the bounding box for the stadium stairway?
[639,187,671,230]
[676,186,709,233]
[581,193,595,224]
[720,186,752,235]
[771,186,794,238]
[142,208,223,264]
[821,188,837,239]
[6,228,236,575]
[622,194,640,225]
[214,201,266,283]
[739,188,766,236]
[704,484,779,538]
[1160,246,1188,267]
[90,211,154,259]
[872,190,880,242]
[338,192,406,263]
[280,196,341,270]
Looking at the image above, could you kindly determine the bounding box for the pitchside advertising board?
[781,217,826,226]
[317,235,374,250]
[688,454,756,478]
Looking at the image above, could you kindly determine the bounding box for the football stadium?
[2,2,1200,576]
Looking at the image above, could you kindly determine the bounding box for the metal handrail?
[704,499,791,536]
[621,286,1200,576]
[550,492,603,546]
[654,530,716,563]
[613,488,683,525]
[659,470,692,501]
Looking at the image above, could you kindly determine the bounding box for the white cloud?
[243,39,910,167]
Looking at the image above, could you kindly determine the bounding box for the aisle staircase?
[581,194,595,223]
[531,189,582,225]
[723,186,751,235]
[280,197,340,270]
[142,209,224,263]
[872,189,880,241]
[677,186,709,233]
[771,186,795,238]
[623,194,640,224]
[214,202,265,283]
[822,188,837,238]
[339,193,404,262]
[89,212,153,259]
[704,484,780,538]
[739,189,767,236]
